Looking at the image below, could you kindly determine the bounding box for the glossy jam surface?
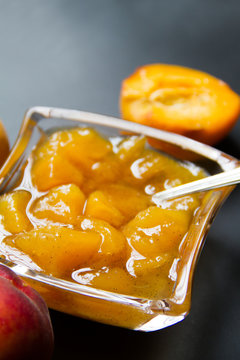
[0,127,205,300]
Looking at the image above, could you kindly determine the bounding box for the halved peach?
[120,64,240,144]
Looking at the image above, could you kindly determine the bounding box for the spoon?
[152,166,240,203]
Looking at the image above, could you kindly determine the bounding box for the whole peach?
[0,120,9,168]
[0,264,54,360]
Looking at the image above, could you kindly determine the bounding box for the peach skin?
[0,264,54,360]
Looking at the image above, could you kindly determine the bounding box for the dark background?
[1,1,240,359]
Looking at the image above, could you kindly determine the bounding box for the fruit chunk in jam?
[0,191,32,234]
[31,128,112,192]
[5,226,101,277]
[31,184,86,226]
[123,206,191,257]
[0,127,205,299]
[84,190,125,228]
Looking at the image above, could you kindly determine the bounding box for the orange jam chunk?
[127,254,170,277]
[86,154,121,190]
[123,206,191,258]
[160,195,200,214]
[55,128,112,171]
[31,128,112,191]
[0,126,206,301]
[73,267,133,295]
[126,149,204,188]
[0,191,32,234]
[127,150,166,183]
[116,136,146,162]
[84,191,125,228]
[31,153,84,192]
[5,226,101,277]
[99,184,150,222]
[31,184,86,226]
[79,218,126,264]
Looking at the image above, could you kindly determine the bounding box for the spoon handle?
[152,167,240,203]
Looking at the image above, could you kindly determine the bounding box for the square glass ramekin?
[0,106,238,331]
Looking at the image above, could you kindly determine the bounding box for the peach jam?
[0,127,205,300]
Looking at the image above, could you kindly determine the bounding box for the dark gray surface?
[0,1,240,359]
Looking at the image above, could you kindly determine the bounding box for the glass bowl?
[0,106,238,332]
